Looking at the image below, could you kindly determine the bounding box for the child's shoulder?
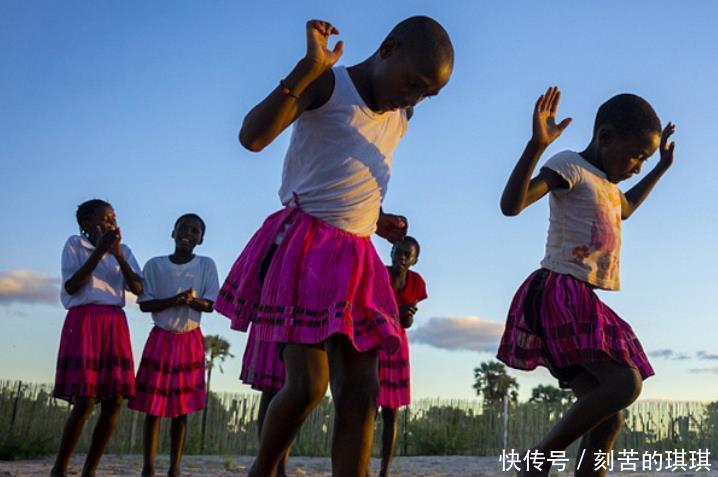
[64,234,82,247]
[542,150,590,189]
[408,269,426,285]
[544,150,584,168]
[63,234,90,251]
[188,255,218,270]
[145,255,168,267]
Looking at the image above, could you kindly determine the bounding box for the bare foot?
[49,465,66,477]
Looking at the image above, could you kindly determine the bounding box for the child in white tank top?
[216,17,454,476]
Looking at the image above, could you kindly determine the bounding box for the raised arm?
[621,123,676,220]
[239,20,343,152]
[500,86,573,216]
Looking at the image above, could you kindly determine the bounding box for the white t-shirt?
[540,151,623,290]
[278,66,409,237]
[138,255,220,332]
[60,235,143,309]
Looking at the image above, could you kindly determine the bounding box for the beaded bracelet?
[279,80,299,99]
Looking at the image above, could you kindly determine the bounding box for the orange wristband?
[279,80,299,99]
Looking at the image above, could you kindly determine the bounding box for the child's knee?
[74,397,96,415]
[604,367,642,409]
[285,378,327,411]
[616,370,642,406]
[101,397,124,415]
[333,370,379,412]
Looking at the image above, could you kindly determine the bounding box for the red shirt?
[388,267,428,306]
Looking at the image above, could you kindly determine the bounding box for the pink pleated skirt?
[128,326,206,417]
[377,328,410,409]
[53,304,135,402]
[240,325,286,393]
[497,269,655,388]
[215,206,402,353]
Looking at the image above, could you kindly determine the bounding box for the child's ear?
[597,126,614,147]
[198,236,204,245]
[379,37,397,59]
[171,229,175,239]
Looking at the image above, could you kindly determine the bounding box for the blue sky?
[1,1,717,402]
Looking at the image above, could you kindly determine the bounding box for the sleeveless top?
[279,66,409,237]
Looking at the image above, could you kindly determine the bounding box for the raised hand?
[305,20,344,73]
[376,213,408,244]
[659,122,676,168]
[97,228,120,255]
[399,304,418,329]
[109,227,122,257]
[532,86,572,148]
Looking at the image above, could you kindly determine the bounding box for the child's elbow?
[131,282,144,296]
[500,195,521,217]
[239,129,266,152]
[500,202,521,217]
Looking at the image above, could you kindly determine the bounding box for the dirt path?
[0,455,715,476]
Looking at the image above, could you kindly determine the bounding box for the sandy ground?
[0,455,716,476]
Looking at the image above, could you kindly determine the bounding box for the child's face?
[371,45,452,113]
[598,130,660,183]
[173,216,204,252]
[391,241,419,271]
[85,205,117,240]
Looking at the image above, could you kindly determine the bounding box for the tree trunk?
[201,365,213,453]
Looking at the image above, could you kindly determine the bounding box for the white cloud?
[0,270,59,305]
[689,367,718,375]
[648,349,690,360]
[697,351,718,360]
[409,316,505,353]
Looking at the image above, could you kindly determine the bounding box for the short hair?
[393,235,421,258]
[76,199,111,238]
[593,93,661,138]
[386,16,454,70]
[174,213,206,236]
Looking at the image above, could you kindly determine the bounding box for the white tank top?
[279,66,408,237]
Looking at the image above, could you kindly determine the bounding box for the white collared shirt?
[138,255,219,332]
[60,235,143,309]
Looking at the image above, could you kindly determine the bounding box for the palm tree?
[528,384,574,406]
[201,335,234,452]
[472,361,519,407]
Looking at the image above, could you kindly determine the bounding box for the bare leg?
[327,336,379,477]
[258,391,289,477]
[248,345,329,477]
[522,362,642,476]
[81,397,124,477]
[379,407,398,477]
[168,414,187,477]
[574,412,624,477]
[141,415,161,477]
[50,398,96,477]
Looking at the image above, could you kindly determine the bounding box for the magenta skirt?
[240,322,410,408]
[216,206,402,353]
[377,329,410,409]
[128,326,206,418]
[497,269,655,388]
[241,325,286,393]
[53,304,135,402]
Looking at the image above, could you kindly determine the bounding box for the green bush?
[0,433,54,461]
